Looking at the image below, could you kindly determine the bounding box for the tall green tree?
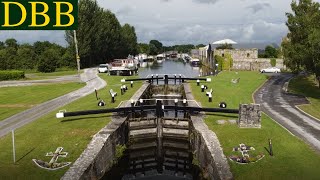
[120,24,138,57]
[149,40,163,55]
[264,45,278,58]
[283,0,320,87]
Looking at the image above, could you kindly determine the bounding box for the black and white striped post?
[183,99,187,118]
[139,99,143,115]
[174,99,178,118]
[111,94,115,103]
[197,79,200,86]
[131,81,133,88]
[208,93,212,102]
[201,85,205,92]
[120,85,124,95]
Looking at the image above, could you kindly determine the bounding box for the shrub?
[270,58,276,67]
[0,70,25,80]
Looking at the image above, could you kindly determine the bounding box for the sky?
[0,0,319,46]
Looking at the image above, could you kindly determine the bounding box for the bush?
[270,58,276,67]
[0,70,25,80]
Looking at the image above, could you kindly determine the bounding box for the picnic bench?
[231,78,240,84]
[109,89,117,97]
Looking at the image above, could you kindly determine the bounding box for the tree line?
[138,40,205,55]
[282,0,320,87]
[65,0,138,68]
[0,38,75,72]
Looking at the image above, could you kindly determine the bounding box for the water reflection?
[139,60,200,78]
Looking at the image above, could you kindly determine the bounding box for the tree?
[37,48,60,72]
[149,40,163,54]
[196,44,206,48]
[16,44,37,70]
[120,23,138,57]
[216,43,233,49]
[283,0,320,87]
[5,38,18,50]
[138,43,149,54]
[264,45,278,58]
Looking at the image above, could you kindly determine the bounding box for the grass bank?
[289,75,320,120]
[0,83,85,121]
[190,71,320,179]
[25,70,83,80]
[0,75,142,179]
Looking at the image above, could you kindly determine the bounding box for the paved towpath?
[0,68,106,138]
[254,73,320,152]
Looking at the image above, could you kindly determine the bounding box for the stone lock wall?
[238,104,261,128]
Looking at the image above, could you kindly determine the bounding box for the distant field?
[0,83,85,121]
[0,75,142,179]
[190,71,320,179]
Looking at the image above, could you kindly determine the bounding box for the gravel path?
[0,68,106,138]
[254,73,320,152]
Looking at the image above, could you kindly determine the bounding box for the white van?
[98,64,109,73]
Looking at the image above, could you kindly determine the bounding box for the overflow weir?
[60,75,233,180]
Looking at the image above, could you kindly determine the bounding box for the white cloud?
[0,0,293,46]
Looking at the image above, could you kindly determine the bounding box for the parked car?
[98,64,109,73]
[260,67,281,73]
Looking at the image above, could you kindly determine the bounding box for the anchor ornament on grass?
[32,147,71,170]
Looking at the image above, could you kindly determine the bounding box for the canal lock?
[103,83,203,179]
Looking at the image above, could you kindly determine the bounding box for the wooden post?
[269,139,273,156]
[94,88,98,100]
[12,130,16,163]
[156,74,158,85]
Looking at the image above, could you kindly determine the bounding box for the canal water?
[138,60,201,78]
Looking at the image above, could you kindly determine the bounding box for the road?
[254,73,320,152]
[0,68,106,138]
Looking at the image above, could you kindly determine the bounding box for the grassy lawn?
[0,75,142,179]
[25,70,83,80]
[190,71,320,179]
[289,75,320,120]
[0,83,85,121]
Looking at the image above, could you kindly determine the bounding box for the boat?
[146,56,155,66]
[190,58,200,66]
[109,59,138,76]
[156,54,165,63]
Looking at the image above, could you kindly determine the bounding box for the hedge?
[0,70,25,81]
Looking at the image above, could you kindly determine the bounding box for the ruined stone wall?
[214,49,258,59]
[238,104,261,128]
[232,58,284,71]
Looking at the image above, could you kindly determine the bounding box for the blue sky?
[0,0,319,46]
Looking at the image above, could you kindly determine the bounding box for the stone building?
[197,47,285,71]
